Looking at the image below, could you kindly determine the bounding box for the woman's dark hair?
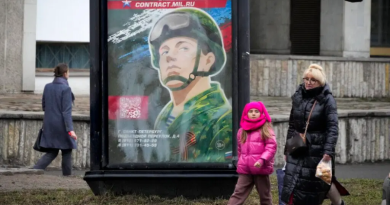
[54,63,69,77]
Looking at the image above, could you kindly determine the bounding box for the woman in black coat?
[33,63,78,176]
[281,64,348,205]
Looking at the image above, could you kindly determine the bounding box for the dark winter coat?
[281,83,338,205]
[40,77,77,150]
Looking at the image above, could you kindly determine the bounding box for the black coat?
[281,83,338,205]
[40,77,77,150]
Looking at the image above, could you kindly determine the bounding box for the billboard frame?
[85,0,250,198]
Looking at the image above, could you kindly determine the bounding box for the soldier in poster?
[148,8,232,162]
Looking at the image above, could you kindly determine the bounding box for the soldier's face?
[158,37,215,89]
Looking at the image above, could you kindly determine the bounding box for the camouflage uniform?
[155,83,232,162]
[148,8,232,162]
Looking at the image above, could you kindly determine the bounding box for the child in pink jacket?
[228,101,277,205]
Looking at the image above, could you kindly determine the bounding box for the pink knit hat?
[240,101,272,131]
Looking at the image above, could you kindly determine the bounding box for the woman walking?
[281,64,349,205]
[33,63,77,176]
[228,101,277,205]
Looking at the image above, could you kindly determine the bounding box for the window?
[36,43,90,69]
[371,0,390,56]
[290,0,321,55]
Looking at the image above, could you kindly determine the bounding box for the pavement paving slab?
[42,162,390,180]
[0,93,89,115]
[0,94,389,116]
[0,168,44,176]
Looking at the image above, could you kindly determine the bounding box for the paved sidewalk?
[0,168,43,175]
[335,162,390,180]
[0,93,89,115]
[1,94,389,116]
[34,162,390,180]
[252,96,390,116]
[273,162,390,180]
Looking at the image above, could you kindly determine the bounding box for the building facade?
[249,0,390,99]
[250,0,390,58]
[0,0,389,95]
[0,0,89,95]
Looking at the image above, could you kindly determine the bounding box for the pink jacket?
[236,128,277,175]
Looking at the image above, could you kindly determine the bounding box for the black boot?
[331,200,345,205]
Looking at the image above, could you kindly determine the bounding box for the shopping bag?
[276,162,286,205]
[315,159,332,185]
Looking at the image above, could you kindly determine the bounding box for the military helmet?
[148,8,226,76]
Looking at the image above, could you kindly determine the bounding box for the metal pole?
[89,0,102,171]
[237,0,250,113]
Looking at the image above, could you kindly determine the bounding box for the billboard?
[107,0,233,164]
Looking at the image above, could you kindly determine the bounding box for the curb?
[0,168,44,176]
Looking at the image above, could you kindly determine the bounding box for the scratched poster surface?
[107,0,233,164]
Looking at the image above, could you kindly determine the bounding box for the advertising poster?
[107,0,233,164]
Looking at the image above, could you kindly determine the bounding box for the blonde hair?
[241,122,273,144]
[302,64,326,86]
